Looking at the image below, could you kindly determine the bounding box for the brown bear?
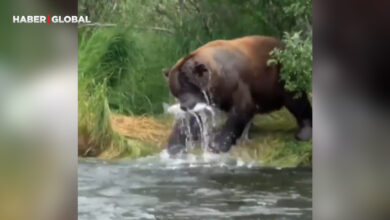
[164,36,312,155]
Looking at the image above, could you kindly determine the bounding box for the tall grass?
[78,78,112,156]
[79,28,173,115]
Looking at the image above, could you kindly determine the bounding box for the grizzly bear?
[164,36,312,155]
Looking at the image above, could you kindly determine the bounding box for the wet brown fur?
[167,36,284,114]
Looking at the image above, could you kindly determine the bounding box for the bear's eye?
[194,63,207,77]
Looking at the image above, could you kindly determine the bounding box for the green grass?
[78,28,173,115]
[230,108,312,167]
[77,27,175,156]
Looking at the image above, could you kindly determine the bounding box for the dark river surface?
[78,151,312,220]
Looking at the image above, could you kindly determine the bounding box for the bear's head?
[164,55,213,111]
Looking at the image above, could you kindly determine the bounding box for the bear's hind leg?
[283,92,312,141]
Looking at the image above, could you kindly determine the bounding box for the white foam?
[159,149,170,159]
[167,103,184,116]
[236,159,245,167]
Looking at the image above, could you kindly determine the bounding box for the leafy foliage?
[268,0,312,96]
[269,31,312,96]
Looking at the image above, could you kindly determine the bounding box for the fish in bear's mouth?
[167,103,212,116]
[167,103,213,130]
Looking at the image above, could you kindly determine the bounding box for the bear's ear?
[193,63,207,77]
[162,68,170,79]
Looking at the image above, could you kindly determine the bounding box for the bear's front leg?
[210,112,253,153]
[210,83,256,153]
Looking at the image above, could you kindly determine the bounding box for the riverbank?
[78,107,311,168]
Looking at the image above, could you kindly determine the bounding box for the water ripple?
[78,153,312,220]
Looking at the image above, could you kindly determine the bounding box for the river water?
[78,151,312,220]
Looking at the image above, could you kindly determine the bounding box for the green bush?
[269,31,312,97]
[268,0,312,96]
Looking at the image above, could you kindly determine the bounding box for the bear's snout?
[180,105,188,111]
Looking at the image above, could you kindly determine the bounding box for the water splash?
[202,90,210,105]
[184,114,195,151]
[167,103,219,153]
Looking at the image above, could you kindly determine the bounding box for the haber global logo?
[12,15,91,24]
